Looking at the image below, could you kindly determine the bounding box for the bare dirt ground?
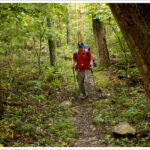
[71,98,105,147]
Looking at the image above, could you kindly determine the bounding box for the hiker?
[72,42,94,99]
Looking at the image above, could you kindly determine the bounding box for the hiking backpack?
[84,44,96,67]
[74,48,96,68]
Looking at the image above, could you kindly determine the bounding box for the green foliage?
[94,70,110,89]
[91,86,150,146]
[0,96,76,146]
[85,3,112,22]
[0,3,149,147]
[50,79,61,89]
[0,41,76,146]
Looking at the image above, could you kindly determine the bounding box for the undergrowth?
[91,68,150,147]
[0,52,76,147]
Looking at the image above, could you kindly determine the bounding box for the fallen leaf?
[25,132,30,136]
[9,133,14,139]
[62,142,67,146]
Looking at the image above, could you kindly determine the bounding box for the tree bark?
[66,4,70,45]
[77,5,82,42]
[109,4,150,98]
[47,17,56,66]
[38,35,42,76]
[0,76,4,119]
[92,17,110,68]
[111,27,129,79]
[33,37,38,57]
[56,15,61,48]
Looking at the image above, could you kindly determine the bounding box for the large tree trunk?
[66,4,70,45]
[92,18,110,68]
[109,4,150,98]
[47,17,56,66]
[77,5,82,42]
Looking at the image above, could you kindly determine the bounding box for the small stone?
[93,109,98,114]
[71,117,76,122]
[107,93,111,96]
[89,125,94,128]
[104,99,110,103]
[88,99,93,102]
[113,122,136,136]
[72,107,79,114]
[60,100,72,108]
[36,127,43,134]
[88,136,97,142]
[92,128,96,131]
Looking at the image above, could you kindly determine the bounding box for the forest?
[0,3,150,147]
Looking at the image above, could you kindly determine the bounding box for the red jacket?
[73,49,92,72]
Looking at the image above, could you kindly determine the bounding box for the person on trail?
[72,42,94,99]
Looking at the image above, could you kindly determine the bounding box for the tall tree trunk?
[92,17,110,68]
[56,15,61,48]
[47,17,56,66]
[75,4,77,19]
[111,27,129,79]
[0,75,3,119]
[38,35,42,76]
[33,37,38,57]
[109,4,150,98]
[66,4,70,45]
[77,5,82,42]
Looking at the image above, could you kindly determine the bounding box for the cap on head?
[78,42,84,48]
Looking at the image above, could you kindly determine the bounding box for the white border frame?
[0,0,150,149]
[0,0,150,3]
[1,148,150,149]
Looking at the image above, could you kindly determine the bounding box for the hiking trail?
[71,97,105,147]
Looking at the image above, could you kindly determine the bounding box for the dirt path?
[71,98,105,147]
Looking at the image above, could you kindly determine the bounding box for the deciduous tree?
[109,4,150,98]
